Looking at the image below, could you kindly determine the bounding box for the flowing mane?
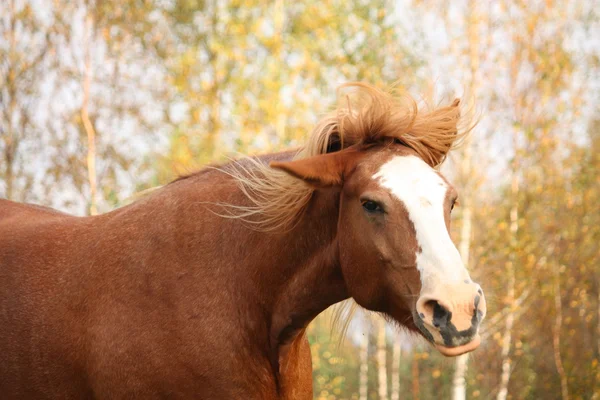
[221,82,468,231]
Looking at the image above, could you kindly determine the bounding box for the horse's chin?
[434,334,481,357]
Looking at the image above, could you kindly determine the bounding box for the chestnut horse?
[0,83,486,399]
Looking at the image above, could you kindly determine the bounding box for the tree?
[0,0,55,201]
[376,316,388,400]
[148,0,419,183]
[1,0,167,212]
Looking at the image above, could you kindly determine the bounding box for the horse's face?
[339,146,486,356]
[273,145,486,356]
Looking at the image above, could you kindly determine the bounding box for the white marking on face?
[373,155,468,287]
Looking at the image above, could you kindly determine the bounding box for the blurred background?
[1,0,598,399]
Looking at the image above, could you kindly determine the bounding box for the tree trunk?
[453,134,473,400]
[359,328,369,400]
[497,161,518,400]
[377,317,388,400]
[81,6,98,215]
[390,332,401,400]
[452,1,481,397]
[497,10,527,395]
[453,353,469,400]
[453,136,473,400]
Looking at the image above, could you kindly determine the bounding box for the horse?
[0,83,486,399]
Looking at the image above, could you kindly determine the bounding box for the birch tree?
[359,329,369,400]
[452,1,485,398]
[390,332,401,400]
[376,317,388,400]
[497,2,574,397]
[81,1,98,215]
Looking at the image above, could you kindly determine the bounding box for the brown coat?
[0,158,326,398]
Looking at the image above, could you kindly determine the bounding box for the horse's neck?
[251,187,348,387]
[134,173,349,329]
[130,173,348,375]
[265,187,348,344]
[174,171,349,382]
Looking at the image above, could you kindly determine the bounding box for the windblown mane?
[221,82,468,231]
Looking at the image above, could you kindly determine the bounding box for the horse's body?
[0,83,487,399]
[0,152,321,398]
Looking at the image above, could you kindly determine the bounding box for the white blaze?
[373,155,467,287]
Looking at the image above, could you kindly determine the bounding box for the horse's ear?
[270,149,359,187]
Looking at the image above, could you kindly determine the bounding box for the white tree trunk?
[390,333,401,400]
[453,135,474,400]
[452,1,481,395]
[497,309,514,400]
[82,5,97,216]
[453,353,469,400]
[359,326,369,400]
[497,165,518,400]
[453,139,473,400]
[377,317,388,400]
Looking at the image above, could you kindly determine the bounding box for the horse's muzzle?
[414,281,487,357]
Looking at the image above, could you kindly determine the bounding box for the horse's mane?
[219,82,468,232]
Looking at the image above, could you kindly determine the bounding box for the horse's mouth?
[434,334,481,357]
[411,312,482,357]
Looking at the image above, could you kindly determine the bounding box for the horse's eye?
[362,200,383,213]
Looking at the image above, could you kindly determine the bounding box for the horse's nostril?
[428,300,452,329]
[422,300,437,317]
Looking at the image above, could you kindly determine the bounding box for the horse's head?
[272,143,485,356]
[270,87,485,357]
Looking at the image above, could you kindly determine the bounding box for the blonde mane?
[222,82,468,232]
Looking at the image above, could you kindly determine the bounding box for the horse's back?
[0,198,70,229]
[0,199,81,264]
